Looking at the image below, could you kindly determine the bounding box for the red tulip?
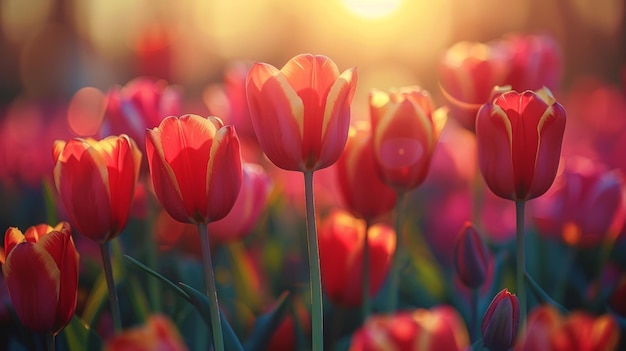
[53,135,142,242]
[103,77,180,150]
[104,315,188,351]
[516,305,619,351]
[439,41,511,131]
[2,222,78,335]
[318,210,395,307]
[146,114,243,224]
[453,222,490,289]
[246,54,357,172]
[336,124,397,222]
[481,288,520,351]
[476,88,566,201]
[349,306,469,351]
[369,86,447,192]
[532,157,626,247]
[207,163,272,245]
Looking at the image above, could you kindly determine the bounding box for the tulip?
[246,53,357,172]
[247,54,357,350]
[53,135,142,242]
[454,222,490,289]
[336,124,397,222]
[207,163,272,245]
[103,77,180,152]
[516,305,619,351]
[349,306,469,351]
[532,157,626,247]
[481,288,520,351]
[318,210,395,307]
[2,222,78,335]
[145,114,243,225]
[439,41,510,131]
[475,88,566,201]
[146,114,242,351]
[104,315,188,351]
[369,86,447,193]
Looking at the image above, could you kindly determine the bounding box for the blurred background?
[0,0,624,243]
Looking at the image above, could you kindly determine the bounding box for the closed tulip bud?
[318,210,396,307]
[482,288,520,351]
[2,222,78,335]
[453,222,490,289]
[53,135,142,242]
[246,54,357,172]
[146,114,243,224]
[104,315,188,351]
[369,86,447,193]
[336,124,397,222]
[349,306,469,351]
[207,163,272,245]
[476,88,566,201]
[503,34,562,94]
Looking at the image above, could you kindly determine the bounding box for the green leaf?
[178,282,244,351]
[124,255,189,301]
[524,272,568,314]
[245,291,292,351]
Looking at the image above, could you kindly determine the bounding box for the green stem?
[100,242,122,333]
[553,247,576,304]
[471,153,485,231]
[304,171,323,351]
[45,333,55,351]
[362,220,371,320]
[515,200,527,327]
[197,224,225,351]
[386,192,406,313]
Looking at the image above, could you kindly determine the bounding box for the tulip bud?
[453,222,489,289]
[482,288,520,351]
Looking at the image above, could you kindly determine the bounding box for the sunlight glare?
[341,0,404,19]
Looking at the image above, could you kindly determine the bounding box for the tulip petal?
[54,139,113,240]
[24,224,54,243]
[206,125,242,223]
[476,104,516,199]
[146,122,188,223]
[247,62,304,171]
[4,227,25,257]
[317,67,357,170]
[92,135,141,237]
[38,227,78,332]
[2,242,60,333]
[528,102,566,199]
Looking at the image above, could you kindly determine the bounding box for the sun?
[341,0,404,20]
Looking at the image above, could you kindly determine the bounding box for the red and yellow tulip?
[53,135,141,242]
[369,86,447,192]
[146,114,243,224]
[476,88,566,201]
[246,54,357,172]
[2,222,78,335]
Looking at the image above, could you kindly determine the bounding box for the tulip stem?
[362,220,371,320]
[45,333,55,351]
[100,242,122,333]
[197,224,225,351]
[304,171,323,351]
[387,192,406,313]
[515,200,527,327]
